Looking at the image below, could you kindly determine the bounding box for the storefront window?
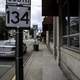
[62,1,80,50]
[63,37,67,45]
[63,17,68,35]
[70,17,79,34]
[69,36,79,48]
[63,17,80,49]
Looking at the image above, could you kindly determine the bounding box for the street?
[10,41,67,80]
[0,39,33,80]
[0,39,67,80]
[0,59,14,79]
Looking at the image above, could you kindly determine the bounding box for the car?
[0,39,27,58]
[0,44,15,58]
[5,39,27,54]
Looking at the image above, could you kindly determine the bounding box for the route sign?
[6,0,31,5]
[33,25,38,30]
[6,5,30,28]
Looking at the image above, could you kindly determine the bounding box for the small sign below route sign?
[6,0,31,5]
[6,5,30,28]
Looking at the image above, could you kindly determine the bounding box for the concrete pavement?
[24,43,67,80]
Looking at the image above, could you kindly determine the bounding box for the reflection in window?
[62,17,80,49]
[70,17,79,34]
[62,1,80,51]
[63,37,67,45]
[69,36,79,48]
[63,17,68,35]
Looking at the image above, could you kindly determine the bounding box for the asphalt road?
[0,39,34,80]
[0,58,15,80]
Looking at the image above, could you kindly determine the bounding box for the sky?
[0,0,43,30]
[31,0,43,30]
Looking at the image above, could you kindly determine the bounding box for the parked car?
[5,39,27,54]
[0,44,15,57]
[0,39,27,58]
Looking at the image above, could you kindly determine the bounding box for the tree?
[0,16,8,40]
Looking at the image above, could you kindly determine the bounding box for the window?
[69,36,79,48]
[70,17,79,34]
[63,16,80,50]
[62,0,80,51]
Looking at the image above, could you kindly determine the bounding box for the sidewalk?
[24,43,67,80]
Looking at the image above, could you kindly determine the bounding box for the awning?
[42,0,59,16]
[43,16,53,24]
[42,0,79,16]
[69,0,78,16]
[42,16,53,31]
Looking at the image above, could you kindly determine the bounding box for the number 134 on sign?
[6,5,30,28]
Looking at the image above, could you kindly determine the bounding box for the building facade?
[42,0,80,80]
[42,16,53,53]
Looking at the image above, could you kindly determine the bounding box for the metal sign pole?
[6,0,31,79]
[16,28,23,80]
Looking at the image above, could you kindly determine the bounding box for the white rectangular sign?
[6,0,31,5]
[6,5,30,28]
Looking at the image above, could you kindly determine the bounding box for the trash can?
[33,40,39,51]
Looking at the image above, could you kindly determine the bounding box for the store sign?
[6,0,31,5]
[6,5,30,27]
